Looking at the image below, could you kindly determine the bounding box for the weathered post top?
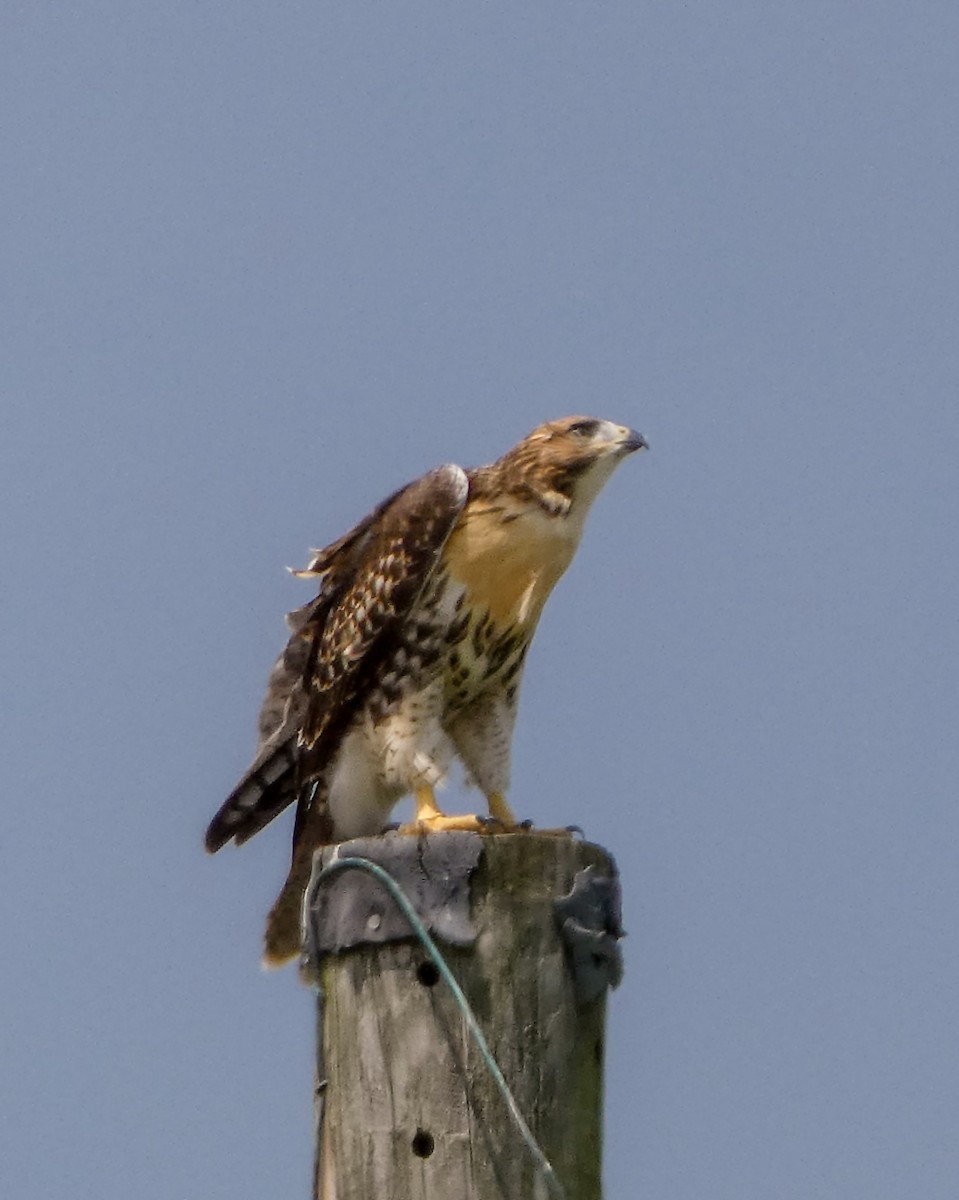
[304,831,623,1200]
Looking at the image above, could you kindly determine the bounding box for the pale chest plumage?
[443,496,582,629]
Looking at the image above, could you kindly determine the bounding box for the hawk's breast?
[362,496,578,726]
[443,497,577,629]
[432,497,579,711]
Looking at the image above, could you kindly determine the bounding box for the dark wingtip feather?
[204,738,299,853]
[204,818,230,855]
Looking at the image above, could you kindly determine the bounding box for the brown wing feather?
[296,464,469,768]
[203,594,329,853]
[292,474,429,579]
[204,464,468,854]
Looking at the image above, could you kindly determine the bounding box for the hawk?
[205,416,647,965]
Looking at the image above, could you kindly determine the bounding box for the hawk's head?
[500,416,647,516]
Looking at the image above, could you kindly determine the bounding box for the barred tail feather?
[204,737,298,854]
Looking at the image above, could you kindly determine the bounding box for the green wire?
[312,855,566,1200]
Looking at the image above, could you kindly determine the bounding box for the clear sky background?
[3,4,957,1197]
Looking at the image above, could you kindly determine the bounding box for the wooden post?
[304,831,622,1200]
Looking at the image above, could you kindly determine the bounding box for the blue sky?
[3,4,958,1197]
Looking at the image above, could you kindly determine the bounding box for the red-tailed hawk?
[205,417,646,965]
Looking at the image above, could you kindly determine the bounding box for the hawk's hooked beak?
[618,427,648,454]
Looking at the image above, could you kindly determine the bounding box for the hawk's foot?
[398,812,503,835]
[483,794,575,836]
[399,786,509,836]
[509,820,580,838]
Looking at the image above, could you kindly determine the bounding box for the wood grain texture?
[312,834,615,1200]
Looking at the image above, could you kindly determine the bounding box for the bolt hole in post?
[412,1128,435,1158]
[415,960,440,988]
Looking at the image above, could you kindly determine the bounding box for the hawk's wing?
[204,464,469,854]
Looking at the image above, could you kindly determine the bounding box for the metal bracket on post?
[554,863,624,1005]
[304,830,484,962]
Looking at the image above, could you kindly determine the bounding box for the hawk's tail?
[204,737,299,854]
[262,789,335,968]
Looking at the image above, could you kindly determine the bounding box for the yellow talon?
[396,787,550,835]
[412,785,443,824]
[398,786,490,834]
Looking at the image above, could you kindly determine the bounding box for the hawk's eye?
[567,419,599,437]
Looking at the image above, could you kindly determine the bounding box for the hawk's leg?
[486,791,517,825]
[399,786,506,834]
